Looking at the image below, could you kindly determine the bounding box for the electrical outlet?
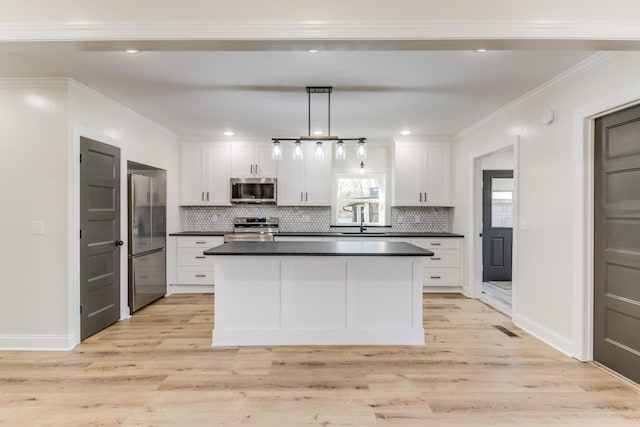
[414,215,421,224]
[210,214,218,222]
[519,219,528,230]
[303,215,311,223]
[397,215,404,224]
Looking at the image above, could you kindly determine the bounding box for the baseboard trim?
[513,313,573,357]
[0,334,74,351]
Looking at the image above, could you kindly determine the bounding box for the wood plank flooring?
[1,294,639,426]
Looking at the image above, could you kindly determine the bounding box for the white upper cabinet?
[277,141,332,206]
[181,141,231,206]
[393,140,450,206]
[231,141,277,178]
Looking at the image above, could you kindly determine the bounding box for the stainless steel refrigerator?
[128,170,167,313]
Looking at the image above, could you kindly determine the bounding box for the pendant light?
[271,139,282,160]
[271,86,366,160]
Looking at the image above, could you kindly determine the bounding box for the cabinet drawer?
[423,268,461,285]
[177,248,216,266]
[411,238,461,250]
[177,236,224,248]
[177,268,215,285]
[423,251,460,268]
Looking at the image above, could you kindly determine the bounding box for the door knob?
[115,240,124,246]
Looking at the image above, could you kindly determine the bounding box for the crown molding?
[1,20,640,42]
[454,52,618,139]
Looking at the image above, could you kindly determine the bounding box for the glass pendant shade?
[292,140,303,160]
[357,139,367,160]
[271,139,282,160]
[314,141,325,160]
[335,139,346,160]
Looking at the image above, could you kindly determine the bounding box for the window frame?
[331,168,390,226]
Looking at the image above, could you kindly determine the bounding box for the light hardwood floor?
[1,294,639,426]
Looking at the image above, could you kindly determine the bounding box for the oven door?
[224,233,274,242]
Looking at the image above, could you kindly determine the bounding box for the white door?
[394,141,422,206]
[181,143,207,205]
[230,142,255,178]
[304,142,333,205]
[276,141,304,205]
[424,143,450,206]
[206,142,231,205]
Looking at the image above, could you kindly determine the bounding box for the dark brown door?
[482,170,513,281]
[80,137,121,340]
[594,104,640,384]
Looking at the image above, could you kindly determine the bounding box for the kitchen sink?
[337,232,388,236]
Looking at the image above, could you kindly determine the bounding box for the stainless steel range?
[224,217,279,242]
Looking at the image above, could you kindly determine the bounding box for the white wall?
[451,52,640,356]
[481,147,513,170]
[0,80,69,347]
[0,78,179,349]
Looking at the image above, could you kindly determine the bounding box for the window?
[334,173,386,225]
[491,177,513,228]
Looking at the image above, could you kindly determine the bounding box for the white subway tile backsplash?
[184,206,449,233]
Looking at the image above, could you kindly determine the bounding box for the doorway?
[79,136,122,340]
[470,143,517,317]
[481,169,514,314]
[593,104,640,384]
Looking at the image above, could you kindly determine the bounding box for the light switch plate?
[31,221,45,235]
[519,219,528,231]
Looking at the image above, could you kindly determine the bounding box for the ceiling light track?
[271,86,366,160]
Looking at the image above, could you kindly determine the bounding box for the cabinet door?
[206,142,231,205]
[393,142,423,206]
[181,143,207,205]
[424,143,450,206]
[230,142,255,178]
[276,141,304,205]
[255,142,277,178]
[304,142,333,206]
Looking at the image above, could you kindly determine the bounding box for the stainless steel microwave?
[230,178,277,204]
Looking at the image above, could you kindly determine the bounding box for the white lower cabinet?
[172,236,224,293]
[409,237,463,292]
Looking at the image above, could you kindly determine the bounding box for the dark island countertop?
[203,241,435,257]
[171,231,463,238]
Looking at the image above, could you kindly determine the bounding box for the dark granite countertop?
[169,231,228,236]
[171,231,463,238]
[203,241,435,257]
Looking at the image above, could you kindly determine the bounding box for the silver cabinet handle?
[195,256,206,259]
[430,257,441,261]
[207,191,210,201]
[430,276,441,279]
[300,192,303,202]
[419,192,422,202]
[195,241,206,244]
[195,274,207,278]
[424,192,427,201]
[305,192,308,202]
[202,192,205,201]
[254,164,259,175]
[250,164,254,175]
[430,242,441,246]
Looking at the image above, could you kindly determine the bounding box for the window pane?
[335,174,385,225]
[491,177,513,228]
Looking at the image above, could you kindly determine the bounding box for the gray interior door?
[594,104,640,384]
[80,137,121,340]
[482,170,513,282]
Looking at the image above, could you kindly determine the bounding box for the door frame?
[68,126,129,348]
[572,86,640,361]
[468,137,519,315]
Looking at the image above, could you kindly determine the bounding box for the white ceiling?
[0,48,594,139]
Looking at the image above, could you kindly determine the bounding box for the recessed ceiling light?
[312,130,323,135]
[223,131,234,136]
[125,49,140,54]
[308,49,320,53]
[400,130,411,135]
[475,49,488,53]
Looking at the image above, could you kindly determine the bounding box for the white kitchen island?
[204,241,433,346]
